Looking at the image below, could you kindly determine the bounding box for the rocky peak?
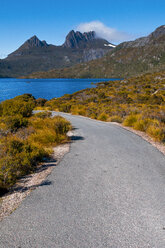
[20,35,49,49]
[62,30,96,48]
[149,25,165,39]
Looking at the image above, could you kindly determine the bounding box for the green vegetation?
[44,71,165,143]
[0,94,71,193]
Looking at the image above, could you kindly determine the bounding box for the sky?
[0,0,164,58]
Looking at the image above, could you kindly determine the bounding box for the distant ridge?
[25,25,165,79]
[0,30,113,77]
[118,25,165,48]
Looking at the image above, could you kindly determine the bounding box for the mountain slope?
[0,31,113,77]
[26,25,165,79]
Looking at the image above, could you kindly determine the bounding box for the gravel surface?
[0,112,165,248]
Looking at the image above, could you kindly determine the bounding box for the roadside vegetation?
[1,71,164,194]
[45,71,165,143]
[0,94,71,194]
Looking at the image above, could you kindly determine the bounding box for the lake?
[0,78,119,102]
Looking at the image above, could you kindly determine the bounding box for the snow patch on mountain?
[104,44,116,48]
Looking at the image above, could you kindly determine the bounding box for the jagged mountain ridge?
[63,30,96,48]
[25,25,165,79]
[0,30,113,77]
[62,30,111,49]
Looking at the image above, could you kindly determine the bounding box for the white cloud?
[76,21,132,43]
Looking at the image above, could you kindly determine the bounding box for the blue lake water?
[0,78,119,102]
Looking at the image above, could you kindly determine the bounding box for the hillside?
[0,31,113,77]
[45,71,165,143]
[26,25,165,79]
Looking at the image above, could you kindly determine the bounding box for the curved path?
[0,112,165,248]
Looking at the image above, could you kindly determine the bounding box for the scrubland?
[0,94,71,193]
[1,71,165,194]
[45,71,165,144]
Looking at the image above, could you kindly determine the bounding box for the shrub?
[52,116,71,135]
[71,105,86,116]
[59,104,71,113]
[98,113,109,121]
[0,95,71,193]
[109,115,123,123]
[147,125,165,142]
[0,137,45,189]
[34,111,51,119]
[1,115,28,132]
[123,114,139,127]
[35,98,47,107]
[29,116,71,147]
[132,118,153,132]
[14,94,35,102]
[2,94,35,117]
[29,129,60,146]
[90,113,97,119]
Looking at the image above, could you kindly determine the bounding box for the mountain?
[26,25,165,79]
[17,35,48,49]
[62,30,111,49]
[118,25,165,48]
[0,31,113,77]
[63,30,95,48]
[8,36,49,58]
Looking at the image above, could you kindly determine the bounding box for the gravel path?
[0,112,165,248]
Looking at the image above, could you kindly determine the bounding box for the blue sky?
[0,0,164,58]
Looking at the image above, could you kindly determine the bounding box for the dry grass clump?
[109,115,123,123]
[123,114,139,127]
[29,115,71,147]
[146,124,165,142]
[98,113,109,121]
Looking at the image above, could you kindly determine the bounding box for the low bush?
[0,96,71,193]
[1,115,28,132]
[98,113,109,121]
[35,98,47,107]
[34,111,51,119]
[109,115,123,123]
[0,137,45,189]
[123,114,139,127]
[2,94,35,117]
[133,119,148,132]
[29,115,71,147]
[147,124,165,142]
[59,104,71,113]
